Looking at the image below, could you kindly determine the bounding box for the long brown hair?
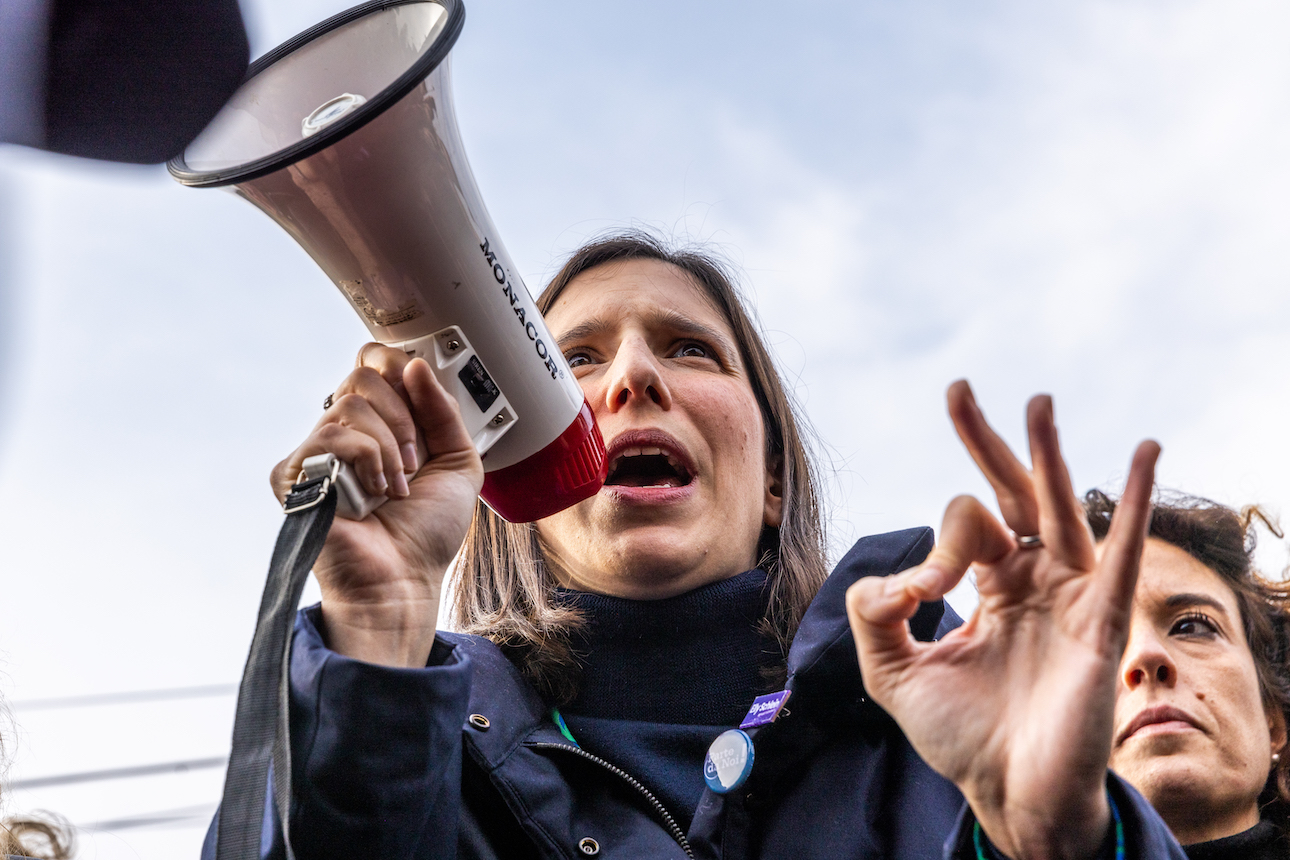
[449,231,829,704]
[1085,489,1290,820]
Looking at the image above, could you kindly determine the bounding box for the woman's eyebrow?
[555,318,611,349]
[650,309,738,355]
[1163,593,1231,615]
[553,311,738,355]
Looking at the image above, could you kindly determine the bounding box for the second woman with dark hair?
[1088,491,1290,859]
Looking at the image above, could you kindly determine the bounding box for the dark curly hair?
[1085,489,1290,824]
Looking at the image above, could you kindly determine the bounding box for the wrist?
[320,592,441,668]
[969,787,1112,860]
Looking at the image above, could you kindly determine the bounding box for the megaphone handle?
[300,453,386,519]
[306,326,519,521]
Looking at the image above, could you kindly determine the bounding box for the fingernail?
[401,442,418,473]
[371,471,388,495]
[393,470,410,498]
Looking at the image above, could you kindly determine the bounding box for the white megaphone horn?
[168,0,606,523]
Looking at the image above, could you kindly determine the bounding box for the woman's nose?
[603,336,672,412]
[1120,628,1178,689]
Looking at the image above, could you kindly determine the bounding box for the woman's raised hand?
[846,381,1159,860]
[271,344,484,668]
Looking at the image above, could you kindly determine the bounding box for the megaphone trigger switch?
[458,357,500,412]
[393,329,518,459]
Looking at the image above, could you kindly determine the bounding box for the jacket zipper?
[530,741,695,858]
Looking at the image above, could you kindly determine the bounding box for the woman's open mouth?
[604,447,694,488]
[601,432,696,497]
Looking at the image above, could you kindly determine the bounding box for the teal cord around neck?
[972,791,1123,860]
[551,708,579,747]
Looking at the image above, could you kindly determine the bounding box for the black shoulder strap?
[216,468,338,860]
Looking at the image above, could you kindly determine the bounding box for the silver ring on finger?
[323,392,335,410]
[1014,533,1043,550]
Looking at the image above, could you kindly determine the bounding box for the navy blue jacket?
[204,527,1187,860]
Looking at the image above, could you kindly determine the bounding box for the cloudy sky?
[2,0,1289,856]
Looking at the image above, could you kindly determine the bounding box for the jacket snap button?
[468,714,490,730]
[578,837,599,855]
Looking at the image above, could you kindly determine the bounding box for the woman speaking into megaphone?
[216,231,1183,860]
[164,2,1184,857]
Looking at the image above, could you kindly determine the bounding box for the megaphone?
[167,0,605,523]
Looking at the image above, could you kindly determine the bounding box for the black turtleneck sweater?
[1184,820,1287,860]
[556,568,779,832]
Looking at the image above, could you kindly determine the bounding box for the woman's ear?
[764,452,784,528]
[1270,705,1288,756]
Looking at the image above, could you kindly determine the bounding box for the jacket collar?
[435,630,563,767]
[784,526,950,726]
[443,525,956,765]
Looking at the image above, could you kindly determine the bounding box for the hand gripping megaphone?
[167,0,605,523]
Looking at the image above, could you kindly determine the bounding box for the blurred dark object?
[0,0,249,164]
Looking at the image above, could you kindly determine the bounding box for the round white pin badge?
[703,728,755,794]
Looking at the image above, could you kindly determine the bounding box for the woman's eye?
[1171,613,1218,638]
[565,351,595,369]
[673,342,711,359]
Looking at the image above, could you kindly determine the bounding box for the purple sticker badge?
[739,690,791,729]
